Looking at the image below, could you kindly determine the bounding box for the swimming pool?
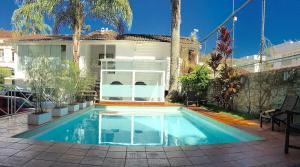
[16,106,262,146]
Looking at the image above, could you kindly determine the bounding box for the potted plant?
[25,56,54,125]
[52,67,69,117]
[62,61,80,112]
[76,73,96,109]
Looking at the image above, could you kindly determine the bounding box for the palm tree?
[12,0,133,63]
[168,0,181,99]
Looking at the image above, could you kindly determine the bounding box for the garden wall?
[207,66,300,114]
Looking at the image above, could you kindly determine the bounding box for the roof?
[0,30,13,39]
[8,30,196,45]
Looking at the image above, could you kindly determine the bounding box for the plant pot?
[86,101,94,107]
[41,101,55,111]
[52,107,68,117]
[79,102,87,109]
[68,104,79,112]
[28,112,52,125]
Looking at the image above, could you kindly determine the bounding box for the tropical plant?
[209,26,241,110]
[180,65,211,98]
[62,61,95,104]
[168,0,181,99]
[12,0,133,62]
[0,67,12,84]
[25,55,56,113]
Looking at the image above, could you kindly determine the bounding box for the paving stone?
[14,150,41,158]
[50,162,80,167]
[109,146,127,152]
[65,148,88,156]
[7,143,31,150]
[24,145,50,151]
[146,146,164,152]
[127,146,145,152]
[23,159,54,167]
[71,144,92,150]
[106,151,126,158]
[165,151,186,158]
[168,157,192,166]
[126,151,147,159]
[163,146,182,152]
[80,157,105,166]
[0,148,19,156]
[0,156,32,166]
[125,159,148,167]
[183,150,205,157]
[86,149,107,157]
[57,154,83,164]
[188,156,212,165]
[146,152,167,159]
[35,152,62,161]
[90,145,109,150]
[148,158,170,167]
[102,158,125,167]
[46,145,70,153]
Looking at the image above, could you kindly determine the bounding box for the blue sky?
[0,0,299,58]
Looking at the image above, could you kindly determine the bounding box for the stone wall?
[207,66,300,114]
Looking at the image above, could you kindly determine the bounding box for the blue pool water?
[16,106,262,146]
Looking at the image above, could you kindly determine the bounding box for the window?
[12,52,15,62]
[97,45,116,67]
[0,49,4,61]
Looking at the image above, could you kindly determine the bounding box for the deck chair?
[260,95,298,129]
[185,91,199,107]
[134,82,147,101]
[285,109,300,154]
[109,81,123,101]
[271,95,298,131]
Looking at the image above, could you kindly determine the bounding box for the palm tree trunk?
[73,25,81,63]
[168,0,181,99]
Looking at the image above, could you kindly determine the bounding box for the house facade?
[6,30,200,102]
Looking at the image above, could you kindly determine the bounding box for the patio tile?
[80,157,105,166]
[146,152,167,159]
[90,145,109,151]
[0,142,11,148]
[165,151,186,158]
[0,156,32,166]
[46,145,70,153]
[146,146,164,152]
[86,149,107,157]
[71,144,92,150]
[106,151,127,158]
[50,162,80,167]
[109,146,127,152]
[163,146,182,152]
[57,154,83,164]
[188,156,212,165]
[180,146,199,151]
[23,159,54,167]
[6,143,31,150]
[24,145,50,151]
[0,148,19,156]
[127,146,146,152]
[35,152,63,161]
[125,159,148,167]
[168,157,192,166]
[148,158,170,167]
[65,148,89,156]
[14,150,41,158]
[126,151,147,159]
[183,150,205,157]
[102,158,126,167]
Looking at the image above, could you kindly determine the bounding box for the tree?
[168,0,181,99]
[12,0,133,63]
[180,65,211,98]
[209,26,241,110]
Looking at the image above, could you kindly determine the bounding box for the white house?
[0,30,17,80]
[6,30,200,102]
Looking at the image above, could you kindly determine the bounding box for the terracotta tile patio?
[0,110,300,167]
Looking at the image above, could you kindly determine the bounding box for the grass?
[201,104,259,120]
